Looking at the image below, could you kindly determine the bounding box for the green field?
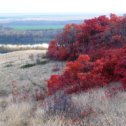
[10,25,64,30]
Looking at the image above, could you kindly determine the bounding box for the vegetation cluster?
[48,14,126,95]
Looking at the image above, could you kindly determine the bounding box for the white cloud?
[0,0,125,14]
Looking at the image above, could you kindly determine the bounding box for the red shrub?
[48,47,126,95]
[47,40,58,59]
[47,14,126,95]
[48,14,126,61]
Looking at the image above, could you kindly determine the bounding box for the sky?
[0,0,125,15]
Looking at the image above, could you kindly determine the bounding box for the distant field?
[10,25,64,30]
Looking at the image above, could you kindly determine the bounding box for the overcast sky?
[0,0,125,14]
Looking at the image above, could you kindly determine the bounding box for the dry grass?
[71,88,126,126]
[0,50,65,95]
[0,87,126,126]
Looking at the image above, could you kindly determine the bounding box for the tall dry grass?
[0,87,126,126]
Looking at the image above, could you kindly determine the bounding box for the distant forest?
[0,28,62,44]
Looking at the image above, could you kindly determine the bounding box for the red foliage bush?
[48,14,126,61]
[48,47,126,95]
[47,14,126,95]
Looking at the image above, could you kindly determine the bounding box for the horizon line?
[0,12,124,16]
